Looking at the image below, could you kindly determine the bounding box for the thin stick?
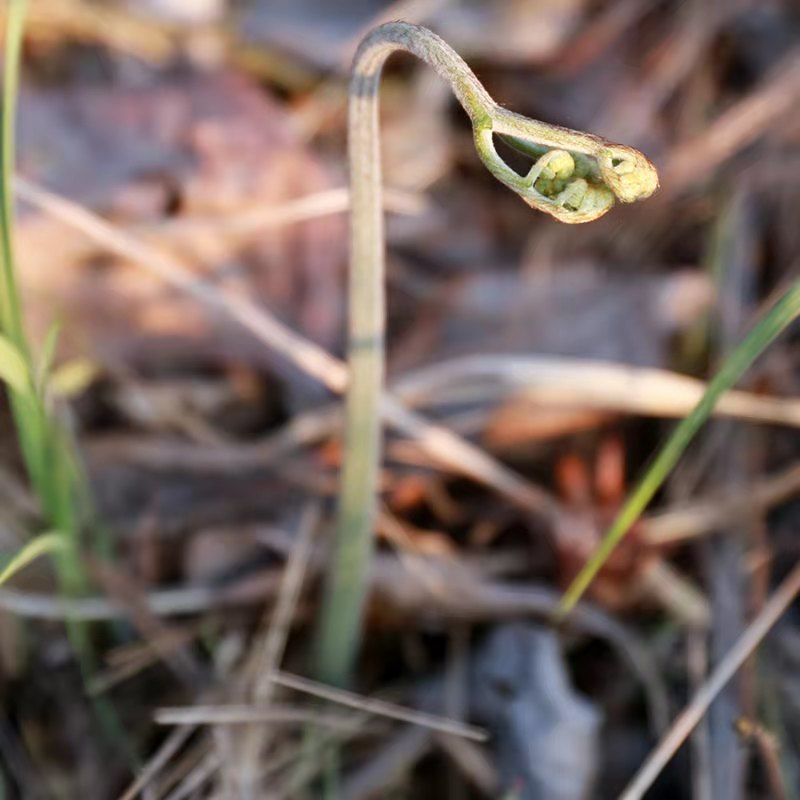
[270,671,488,741]
[687,629,712,800]
[664,47,800,193]
[642,462,800,545]
[251,503,321,701]
[237,502,321,795]
[0,573,284,620]
[161,751,220,800]
[154,706,351,729]
[116,725,195,800]
[620,559,800,800]
[14,177,559,522]
[154,186,426,237]
[396,355,800,428]
[15,177,347,391]
[86,357,800,478]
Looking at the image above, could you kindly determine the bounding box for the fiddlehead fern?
[316,22,658,687]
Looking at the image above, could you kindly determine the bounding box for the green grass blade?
[0,330,30,394]
[560,279,800,615]
[0,0,84,584]
[0,0,27,344]
[0,531,65,587]
[0,0,42,498]
[0,0,130,760]
[49,357,97,398]
[37,318,62,392]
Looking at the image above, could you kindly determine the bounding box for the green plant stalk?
[0,0,84,595]
[315,21,659,687]
[0,21,124,767]
[0,0,52,545]
[560,280,800,614]
[0,0,25,343]
[0,4,144,768]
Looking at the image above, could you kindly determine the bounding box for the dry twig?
[270,670,488,741]
[620,559,800,799]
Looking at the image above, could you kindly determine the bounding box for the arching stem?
[315,22,658,687]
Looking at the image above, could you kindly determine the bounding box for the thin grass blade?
[560,279,800,614]
[36,318,62,392]
[0,531,65,587]
[0,0,27,345]
[0,331,30,394]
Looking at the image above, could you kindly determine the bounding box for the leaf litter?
[3,1,800,798]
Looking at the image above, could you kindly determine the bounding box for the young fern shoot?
[316,22,659,687]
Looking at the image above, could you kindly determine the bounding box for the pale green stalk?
[315,21,658,687]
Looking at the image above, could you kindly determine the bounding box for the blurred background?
[2,0,800,797]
